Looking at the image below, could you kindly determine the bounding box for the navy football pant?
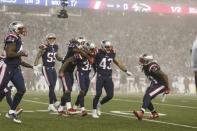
[42,66,57,104]
[59,72,74,106]
[0,86,12,108]
[75,71,90,108]
[93,75,114,109]
[0,65,26,111]
[142,84,166,112]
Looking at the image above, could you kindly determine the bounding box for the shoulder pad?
[148,62,160,72]
[5,34,18,44]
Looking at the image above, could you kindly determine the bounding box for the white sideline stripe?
[23,99,48,105]
[102,112,197,129]
[113,99,197,109]
[110,111,166,116]
[23,99,197,129]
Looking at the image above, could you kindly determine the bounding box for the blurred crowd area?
[0,5,196,94]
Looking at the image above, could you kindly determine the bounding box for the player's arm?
[154,70,170,93]
[5,43,27,58]
[55,52,63,61]
[73,48,91,59]
[113,58,132,76]
[34,49,45,66]
[21,60,33,69]
[59,56,76,76]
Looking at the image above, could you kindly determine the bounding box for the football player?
[61,42,96,116]
[191,38,197,94]
[92,40,132,118]
[0,21,33,123]
[34,33,63,112]
[58,37,92,115]
[133,54,170,120]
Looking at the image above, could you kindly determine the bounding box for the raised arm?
[34,49,45,66]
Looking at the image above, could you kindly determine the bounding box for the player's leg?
[46,68,58,112]
[4,87,12,108]
[133,85,165,120]
[78,74,90,116]
[58,72,75,115]
[9,68,25,123]
[92,75,104,118]
[194,71,197,94]
[42,67,57,106]
[100,76,114,105]
[0,64,9,102]
[52,69,60,108]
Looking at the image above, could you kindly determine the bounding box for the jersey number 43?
[99,58,113,70]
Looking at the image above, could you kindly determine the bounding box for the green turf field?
[0,91,197,131]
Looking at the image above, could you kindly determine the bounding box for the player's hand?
[59,71,64,78]
[33,66,39,71]
[18,51,28,57]
[164,88,170,94]
[126,70,133,76]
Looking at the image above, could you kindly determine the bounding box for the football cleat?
[80,110,88,117]
[58,111,68,117]
[6,113,22,124]
[133,110,144,120]
[67,108,77,115]
[73,105,78,110]
[148,111,159,119]
[92,109,99,118]
[48,104,58,112]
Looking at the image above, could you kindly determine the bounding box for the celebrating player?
[58,37,92,115]
[133,54,170,120]
[92,40,132,118]
[34,33,63,112]
[0,21,33,123]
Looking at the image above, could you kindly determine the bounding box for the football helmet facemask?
[101,40,112,53]
[77,36,86,48]
[46,33,56,45]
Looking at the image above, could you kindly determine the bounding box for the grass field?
[0,91,197,131]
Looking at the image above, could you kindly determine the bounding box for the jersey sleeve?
[148,63,160,73]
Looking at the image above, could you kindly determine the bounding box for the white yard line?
[23,99,197,129]
[113,99,197,109]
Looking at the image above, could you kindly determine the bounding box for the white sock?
[97,102,101,108]
[58,106,64,112]
[9,110,16,114]
[92,109,97,114]
[81,107,85,111]
[66,102,72,110]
